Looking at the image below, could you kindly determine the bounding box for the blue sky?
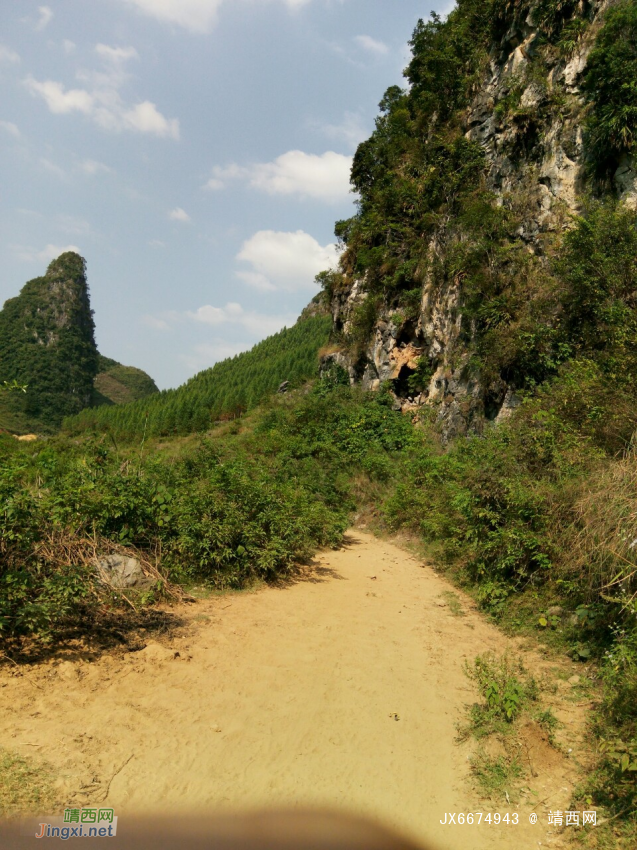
[1,0,448,389]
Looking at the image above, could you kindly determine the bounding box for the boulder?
[97,554,153,589]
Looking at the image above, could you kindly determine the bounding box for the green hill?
[93,355,159,407]
[65,306,332,440]
[0,253,98,433]
[0,253,159,434]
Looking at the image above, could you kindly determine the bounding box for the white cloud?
[205,150,352,203]
[57,215,92,236]
[236,230,339,292]
[95,44,139,64]
[354,34,389,55]
[0,120,20,137]
[235,270,275,292]
[119,0,311,34]
[124,101,180,139]
[180,341,252,373]
[15,243,80,263]
[25,77,94,114]
[79,158,111,175]
[204,162,247,191]
[0,45,20,64]
[36,6,54,31]
[24,62,180,139]
[169,207,191,222]
[149,239,166,248]
[63,40,76,55]
[204,177,224,191]
[250,151,352,202]
[186,302,294,337]
[121,0,223,33]
[39,244,79,262]
[143,302,295,372]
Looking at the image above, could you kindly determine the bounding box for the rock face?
[97,555,154,589]
[324,0,634,440]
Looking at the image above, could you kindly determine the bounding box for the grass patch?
[0,748,58,816]
[470,750,525,803]
[440,591,465,617]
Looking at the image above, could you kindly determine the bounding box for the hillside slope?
[321,0,637,439]
[65,306,332,439]
[93,355,159,407]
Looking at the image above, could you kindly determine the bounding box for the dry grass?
[563,454,637,610]
[318,344,344,359]
[33,531,191,607]
[0,748,59,816]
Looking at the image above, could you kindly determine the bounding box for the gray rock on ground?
[97,554,154,589]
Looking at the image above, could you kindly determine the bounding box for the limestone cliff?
[323,0,636,439]
[0,253,157,432]
[0,253,98,431]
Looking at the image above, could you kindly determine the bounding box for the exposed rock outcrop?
[324,0,634,440]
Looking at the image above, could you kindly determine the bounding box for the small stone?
[547,606,564,617]
[568,675,580,686]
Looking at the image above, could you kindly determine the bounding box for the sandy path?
[0,531,586,850]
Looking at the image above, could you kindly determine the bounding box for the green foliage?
[582,0,637,174]
[1,382,414,642]
[458,200,637,401]
[406,356,435,395]
[65,315,332,440]
[336,1,494,343]
[470,751,524,801]
[466,652,537,730]
[492,0,582,43]
[589,624,637,815]
[0,253,98,432]
[0,381,27,395]
[405,1,493,124]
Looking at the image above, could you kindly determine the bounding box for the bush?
[582,0,637,175]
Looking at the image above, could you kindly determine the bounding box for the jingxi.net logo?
[34,808,118,839]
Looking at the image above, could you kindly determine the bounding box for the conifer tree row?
[65,314,332,440]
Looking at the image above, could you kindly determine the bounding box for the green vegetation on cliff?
[326,0,636,387]
[0,253,98,433]
[0,254,158,433]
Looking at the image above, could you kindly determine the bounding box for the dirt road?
[0,531,587,850]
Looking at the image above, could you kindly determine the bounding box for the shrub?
[465,652,538,733]
[582,0,637,175]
